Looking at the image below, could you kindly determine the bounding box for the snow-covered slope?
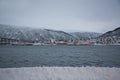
[0,67,120,80]
[97,27,120,44]
[0,24,101,42]
[0,24,74,42]
[70,32,102,40]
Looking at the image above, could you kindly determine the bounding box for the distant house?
[0,38,19,45]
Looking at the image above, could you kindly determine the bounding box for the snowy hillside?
[70,32,102,40]
[97,27,120,45]
[0,24,101,42]
[0,24,74,42]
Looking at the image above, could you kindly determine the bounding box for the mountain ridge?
[97,27,120,44]
[0,24,101,42]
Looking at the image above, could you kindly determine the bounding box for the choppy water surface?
[0,45,120,68]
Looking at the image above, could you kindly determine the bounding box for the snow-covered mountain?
[70,32,102,40]
[96,27,120,45]
[0,24,75,42]
[0,24,101,42]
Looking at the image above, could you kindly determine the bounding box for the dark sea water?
[0,45,120,68]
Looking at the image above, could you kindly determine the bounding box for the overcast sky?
[0,0,120,33]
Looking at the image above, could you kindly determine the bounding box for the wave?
[0,66,120,80]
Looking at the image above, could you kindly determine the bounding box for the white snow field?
[0,67,120,80]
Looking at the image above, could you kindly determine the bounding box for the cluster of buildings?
[0,38,33,45]
[0,37,96,46]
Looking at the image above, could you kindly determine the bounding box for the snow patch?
[0,67,120,80]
